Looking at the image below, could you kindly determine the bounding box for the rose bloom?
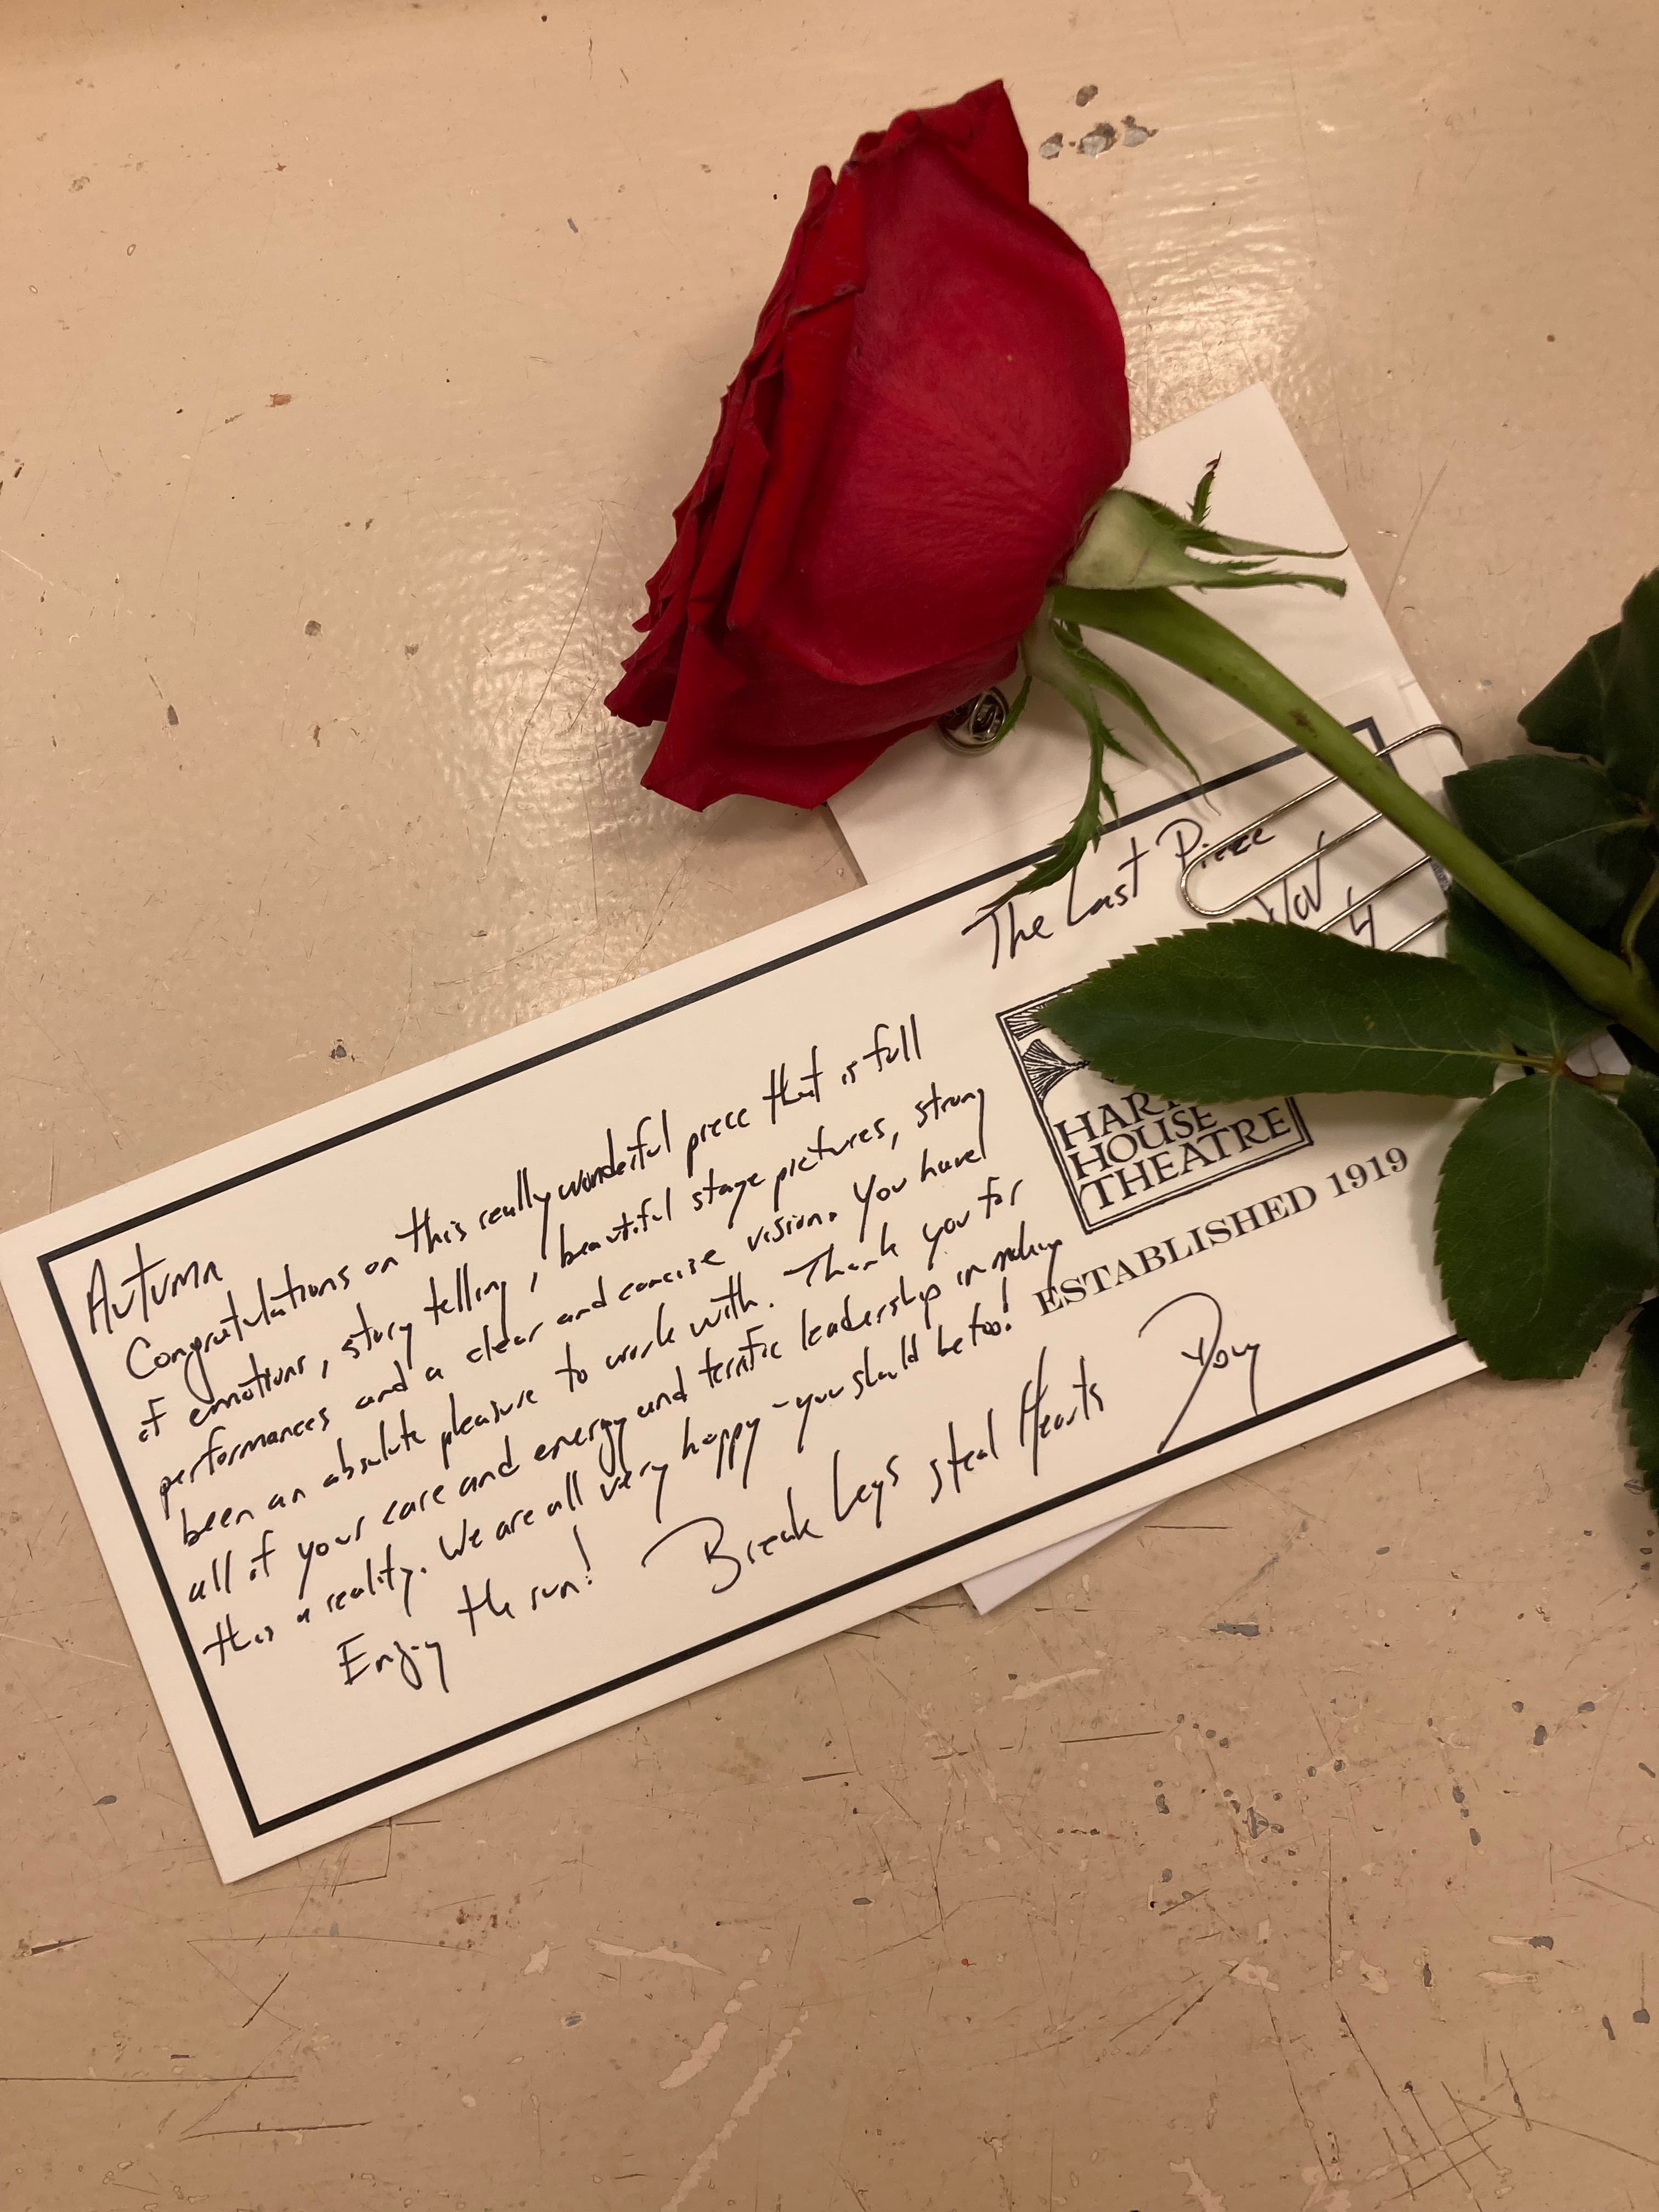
[607,80,1131,810]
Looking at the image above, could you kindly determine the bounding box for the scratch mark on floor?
[1573,1873,1658,1915]
[180,2118,371,2141]
[1462,2099,1659,2169]
[238,1971,290,2030]
[487,531,605,867]
[1384,455,1452,613]
[1003,1667,1098,1702]
[0,1631,132,1669]
[1498,2050,1531,2131]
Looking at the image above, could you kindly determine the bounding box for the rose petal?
[640,625,1017,809]
[750,138,1128,686]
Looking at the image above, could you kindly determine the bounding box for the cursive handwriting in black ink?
[1138,1289,1261,1454]
[641,1514,743,1595]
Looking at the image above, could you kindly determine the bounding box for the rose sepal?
[1066,486,1348,597]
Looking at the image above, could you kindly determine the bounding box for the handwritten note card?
[1,742,1477,1877]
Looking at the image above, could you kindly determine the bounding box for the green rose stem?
[1050,581,1659,1058]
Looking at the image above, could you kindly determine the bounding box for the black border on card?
[38,724,1457,1843]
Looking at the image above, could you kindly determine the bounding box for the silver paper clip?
[1177,723,1461,952]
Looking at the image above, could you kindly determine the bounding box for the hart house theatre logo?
[998,995,1313,1234]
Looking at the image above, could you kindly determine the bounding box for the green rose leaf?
[1442,884,1603,1059]
[1520,571,1659,810]
[1435,1075,1659,1378]
[1612,1023,1659,1079]
[1618,1064,1659,1161]
[1443,754,1651,940]
[1621,1301,1659,1511]
[1518,620,1621,760]
[1041,919,1513,1102]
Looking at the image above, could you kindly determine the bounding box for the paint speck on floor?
[660,2017,729,2090]
[659,2012,807,2212]
[1231,1959,1278,1991]
[589,1938,714,1972]
[1171,2154,1229,2211]
[1038,132,1063,159]
[1079,121,1117,157]
[1075,83,1098,106]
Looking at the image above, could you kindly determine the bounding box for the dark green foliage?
[1442,885,1603,1058]
[1520,572,1659,812]
[1434,1077,1657,1379]
[1443,755,1650,940]
[1042,919,1512,1103]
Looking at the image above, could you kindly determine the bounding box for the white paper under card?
[3,713,1477,1875]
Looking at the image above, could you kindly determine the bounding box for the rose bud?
[607,80,1131,811]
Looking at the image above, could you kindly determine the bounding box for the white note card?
[3,718,1477,1876]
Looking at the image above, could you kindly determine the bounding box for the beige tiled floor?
[4,4,1657,2207]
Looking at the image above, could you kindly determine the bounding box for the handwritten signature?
[1138,1290,1261,1455]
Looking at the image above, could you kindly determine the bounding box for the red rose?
[607,80,1131,811]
